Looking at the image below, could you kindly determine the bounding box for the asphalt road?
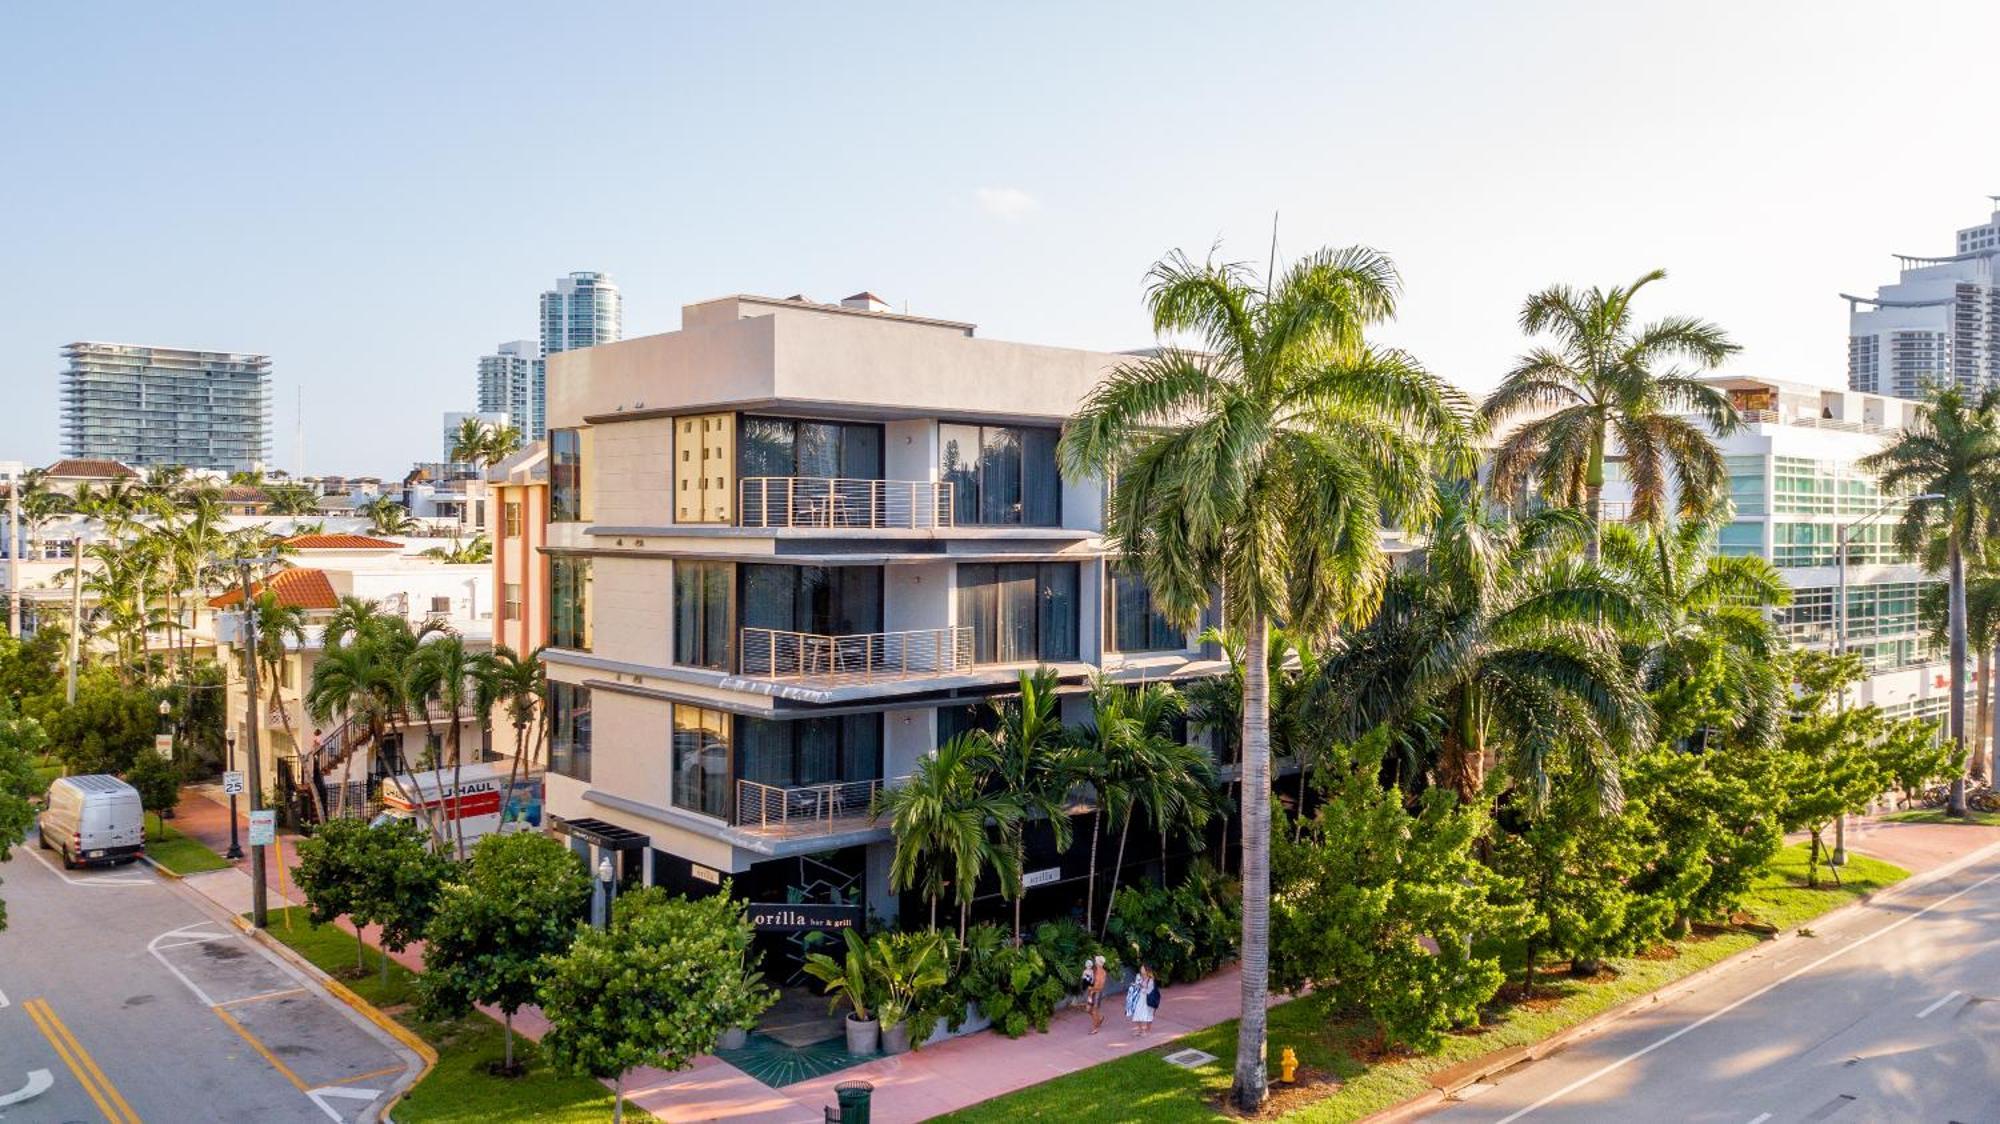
[1428,845,2000,1124]
[0,826,417,1123]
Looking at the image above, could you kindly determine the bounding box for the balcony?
[738,477,953,530]
[739,625,975,686]
[734,777,902,838]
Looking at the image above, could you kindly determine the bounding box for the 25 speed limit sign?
[222,771,245,796]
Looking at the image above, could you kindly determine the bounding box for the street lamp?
[158,699,175,820]
[224,726,242,860]
[1831,491,1944,867]
[596,856,615,929]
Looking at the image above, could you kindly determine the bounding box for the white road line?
[0,1068,53,1108]
[306,1085,380,1121]
[150,936,235,952]
[1746,1114,1771,1124]
[0,984,9,1008]
[1914,990,1962,1019]
[22,841,152,886]
[147,927,229,1007]
[1494,866,2000,1123]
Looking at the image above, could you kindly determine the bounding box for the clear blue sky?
[4,1,1997,476]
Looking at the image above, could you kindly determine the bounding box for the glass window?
[739,565,884,637]
[550,429,582,523]
[936,702,998,746]
[1716,521,1765,559]
[938,423,1061,526]
[674,561,733,670]
[737,416,885,480]
[502,501,522,538]
[502,583,522,622]
[958,563,1080,663]
[734,714,882,789]
[550,556,591,651]
[548,682,592,782]
[1107,566,1185,652]
[672,705,731,819]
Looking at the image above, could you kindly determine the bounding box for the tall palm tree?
[261,482,323,516]
[1861,386,2000,817]
[405,632,481,857]
[1482,270,1740,559]
[1920,573,2000,783]
[359,496,418,536]
[1100,684,1216,928]
[872,733,1019,936]
[481,645,548,802]
[983,668,1078,943]
[247,590,319,820]
[1060,246,1473,1109]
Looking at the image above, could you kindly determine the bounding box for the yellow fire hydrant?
[1280,1046,1299,1084]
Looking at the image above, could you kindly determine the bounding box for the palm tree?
[484,424,524,465]
[872,733,1019,936]
[481,645,548,804]
[450,419,526,469]
[421,534,492,564]
[261,482,322,516]
[359,496,418,536]
[1860,386,2000,817]
[983,668,1078,943]
[1482,270,1741,559]
[405,632,481,857]
[247,590,319,820]
[1060,245,1473,1110]
[1069,678,1133,934]
[1096,683,1216,932]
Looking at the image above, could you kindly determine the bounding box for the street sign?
[153,734,173,760]
[222,771,245,796]
[248,810,276,847]
[1022,867,1062,888]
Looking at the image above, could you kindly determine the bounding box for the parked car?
[39,775,145,869]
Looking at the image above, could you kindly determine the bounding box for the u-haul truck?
[371,762,543,851]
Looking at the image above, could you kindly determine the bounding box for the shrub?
[1105,863,1239,984]
[955,924,1068,1038]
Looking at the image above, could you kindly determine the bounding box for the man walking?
[1085,955,1108,1034]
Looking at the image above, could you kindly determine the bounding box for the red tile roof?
[207,568,340,611]
[283,533,402,550]
[44,458,138,479]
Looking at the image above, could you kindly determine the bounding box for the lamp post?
[596,856,615,930]
[224,726,242,860]
[157,699,175,820]
[235,556,278,930]
[1831,492,1944,867]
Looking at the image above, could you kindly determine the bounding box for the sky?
[4,1,1999,477]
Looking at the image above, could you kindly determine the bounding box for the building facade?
[476,341,540,439]
[1845,201,2000,399]
[60,343,271,470]
[442,410,512,464]
[535,292,1219,931]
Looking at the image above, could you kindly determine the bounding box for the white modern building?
[540,271,622,360]
[477,341,540,440]
[60,343,272,470]
[1845,200,2000,400]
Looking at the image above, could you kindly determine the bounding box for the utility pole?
[65,533,84,705]
[237,557,273,928]
[6,472,19,637]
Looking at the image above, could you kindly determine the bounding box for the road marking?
[308,1084,381,1121]
[22,997,141,1124]
[1915,990,1962,1019]
[1746,1115,1771,1124]
[22,842,152,887]
[0,984,9,1007]
[1493,866,2000,1122]
[213,1004,310,1093]
[145,929,224,1007]
[0,1068,53,1108]
[215,987,309,1008]
[329,1063,405,1086]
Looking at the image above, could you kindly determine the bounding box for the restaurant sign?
[746,902,862,932]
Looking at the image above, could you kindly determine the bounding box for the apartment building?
[1845,200,2000,399]
[60,343,271,470]
[488,441,549,660]
[476,342,539,440]
[1607,376,1951,724]
[537,292,1217,929]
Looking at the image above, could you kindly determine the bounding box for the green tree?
[1060,245,1473,1110]
[1919,571,2000,783]
[45,669,157,775]
[354,820,454,986]
[872,732,1017,936]
[0,629,64,709]
[484,645,548,808]
[292,817,377,973]
[1860,385,2000,816]
[124,751,182,838]
[984,668,1078,942]
[1482,269,1741,557]
[1620,745,1781,934]
[419,831,591,1072]
[1271,730,1525,1050]
[1492,777,1652,993]
[0,704,49,931]
[404,633,483,857]
[539,887,775,1123]
[260,482,323,516]
[246,591,316,818]
[359,496,418,537]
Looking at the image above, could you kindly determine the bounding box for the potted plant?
[803,929,882,1055]
[872,930,951,1056]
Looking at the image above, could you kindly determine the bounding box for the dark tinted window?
[674,561,732,670]
[550,556,591,651]
[548,682,592,781]
[938,423,1060,526]
[549,428,582,522]
[1107,567,1185,653]
[957,563,1080,663]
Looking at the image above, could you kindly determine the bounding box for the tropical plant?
[353,818,454,986]
[1919,567,2000,782]
[359,495,418,537]
[420,534,492,564]
[1482,269,1741,557]
[44,669,157,775]
[450,418,525,469]
[803,927,883,1024]
[261,482,323,515]
[483,645,548,809]
[404,632,485,857]
[124,751,182,838]
[872,732,1017,937]
[1491,779,1650,992]
[1060,245,1473,1109]
[1104,863,1240,987]
[292,817,378,973]
[1859,384,2000,816]
[954,924,1070,1038]
[246,590,318,819]
[984,668,1079,942]
[0,704,47,931]
[1619,744,1781,933]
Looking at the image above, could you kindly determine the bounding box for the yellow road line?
[212,1004,310,1092]
[23,997,141,1124]
[331,1063,406,1086]
[214,987,309,1008]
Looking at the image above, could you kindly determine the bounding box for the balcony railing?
[735,777,901,837]
[738,477,953,530]
[1737,409,1898,437]
[739,626,975,685]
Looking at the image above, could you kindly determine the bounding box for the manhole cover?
[1163,1048,1218,1068]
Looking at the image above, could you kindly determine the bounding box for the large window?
[674,561,733,670]
[548,682,592,782]
[740,565,883,638]
[957,562,1079,663]
[736,715,882,789]
[502,501,522,538]
[1106,566,1185,653]
[939,424,1060,526]
[502,583,522,622]
[550,428,582,523]
[739,417,883,480]
[672,705,731,819]
[550,556,592,651]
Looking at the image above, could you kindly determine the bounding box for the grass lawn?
[1880,807,2000,827]
[31,754,62,791]
[144,822,231,875]
[261,906,652,1123]
[940,842,1908,1124]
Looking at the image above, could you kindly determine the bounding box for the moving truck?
[371,762,542,852]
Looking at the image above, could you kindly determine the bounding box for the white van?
[39,775,145,869]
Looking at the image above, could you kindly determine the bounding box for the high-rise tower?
[1845,199,2000,399]
[59,342,271,470]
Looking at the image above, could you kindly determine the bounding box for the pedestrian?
[1125,963,1158,1036]
[1085,954,1109,1034]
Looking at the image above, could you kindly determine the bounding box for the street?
[0,826,418,1123]
[1428,844,2000,1124]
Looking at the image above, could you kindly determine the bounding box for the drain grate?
[1163,1048,1219,1069]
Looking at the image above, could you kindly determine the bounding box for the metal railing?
[1737,409,1899,437]
[739,626,975,684]
[735,777,901,837]
[738,477,953,530]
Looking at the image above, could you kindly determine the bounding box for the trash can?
[834,1080,873,1124]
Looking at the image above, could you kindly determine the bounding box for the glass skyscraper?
[59,342,271,470]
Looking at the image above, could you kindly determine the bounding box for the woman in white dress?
[1125,964,1157,1035]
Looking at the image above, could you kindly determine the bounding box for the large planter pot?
[718,1027,749,1051]
[881,1020,912,1055]
[844,1015,880,1056]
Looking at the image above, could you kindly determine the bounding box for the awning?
[548,815,649,851]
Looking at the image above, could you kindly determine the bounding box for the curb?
[1360,835,2000,1123]
[139,854,184,881]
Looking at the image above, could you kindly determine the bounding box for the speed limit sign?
[222,771,245,796]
